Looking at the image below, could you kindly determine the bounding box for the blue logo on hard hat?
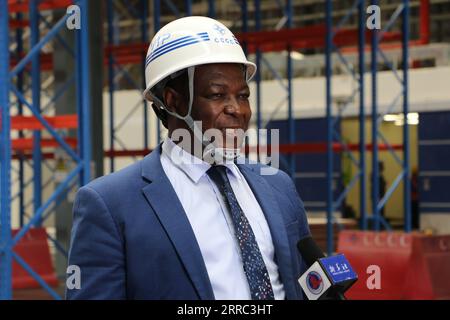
[146,32,210,66]
[213,24,226,35]
[211,24,239,46]
[306,271,324,295]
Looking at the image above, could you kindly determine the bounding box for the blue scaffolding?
[325,0,411,254]
[0,0,92,300]
[106,0,150,171]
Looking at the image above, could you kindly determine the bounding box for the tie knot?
[206,165,227,184]
[207,165,226,174]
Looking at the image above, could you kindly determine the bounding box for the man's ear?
[163,87,180,114]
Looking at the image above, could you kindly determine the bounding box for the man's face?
[191,63,251,149]
[165,63,252,151]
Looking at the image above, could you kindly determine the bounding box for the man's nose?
[223,96,241,115]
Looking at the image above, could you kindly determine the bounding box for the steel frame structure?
[325,0,412,254]
[106,0,149,172]
[0,0,91,300]
[9,2,79,261]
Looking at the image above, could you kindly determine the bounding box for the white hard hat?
[143,16,256,101]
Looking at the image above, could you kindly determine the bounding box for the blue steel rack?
[368,0,411,232]
[325,0,368,255]
[106,0,150,172]
[325,0,412,254]
[9,6,78,231]
[0,0,92,300]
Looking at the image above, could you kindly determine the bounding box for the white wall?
[421,214,450,235]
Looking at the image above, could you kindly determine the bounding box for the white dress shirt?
[160,137,285,300]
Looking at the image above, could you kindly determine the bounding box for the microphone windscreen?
[297,236,326,267]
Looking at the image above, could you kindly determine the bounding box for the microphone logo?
[306,271,324,295]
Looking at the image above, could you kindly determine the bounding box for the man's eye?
[239,94,250,99]
[210,93,224,99]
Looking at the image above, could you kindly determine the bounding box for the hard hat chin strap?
[183,67,206,146]
[185,66,240,163]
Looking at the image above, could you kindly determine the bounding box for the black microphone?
[297,236,358,300]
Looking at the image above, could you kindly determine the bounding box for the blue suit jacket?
[66,146,311,299]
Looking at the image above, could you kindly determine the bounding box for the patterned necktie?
[207,165,275,300]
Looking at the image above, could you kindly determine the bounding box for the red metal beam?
[104,43,147,66]
[11,48,145,71]
[105,43,148,55]
[11,115,78,130]
[12,152,55,160]
[237,26,401,53]
[246,143,403,154]
[12,137,77,151]
[10,18,29,29]
[236,25,328,45]
[420,0,430,45]
[8,0,73,13]
[10,53,53,71]
[104,149,152,158]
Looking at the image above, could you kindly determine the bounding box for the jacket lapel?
[141,147,215,300]
[238,164,298,299]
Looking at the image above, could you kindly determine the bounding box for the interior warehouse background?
[0,0,450,300]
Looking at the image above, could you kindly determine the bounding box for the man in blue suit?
[66,16,311,300]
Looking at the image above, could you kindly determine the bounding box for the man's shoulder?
[81,153,159,202]
[85,147,162,192]
[76,166,138,207]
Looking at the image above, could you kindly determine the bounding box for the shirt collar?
[162,137,242,184]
